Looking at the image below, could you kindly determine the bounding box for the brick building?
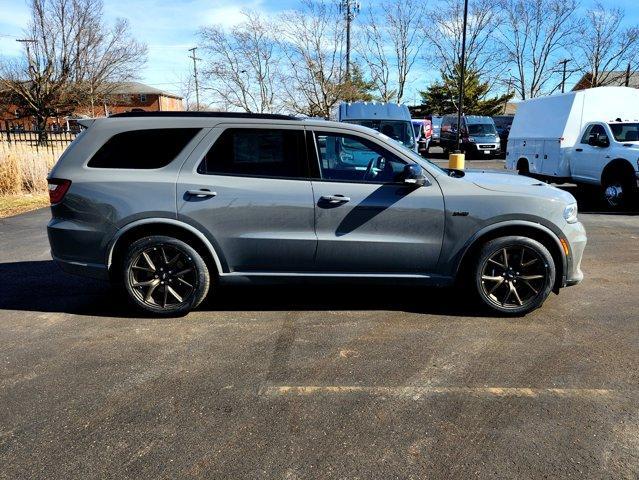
[1,81,183,131]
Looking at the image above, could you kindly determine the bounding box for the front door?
[177,125,316,273]
[309,130,445,274]
[572,124,610,182]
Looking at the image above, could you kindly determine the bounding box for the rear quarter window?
[87,128,200,169]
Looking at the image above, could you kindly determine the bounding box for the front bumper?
[462,142,500,156]
[563,220,587,287]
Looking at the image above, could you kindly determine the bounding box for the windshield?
[467,123,497,136]
[608,123,639,142]
[345,120,415,149]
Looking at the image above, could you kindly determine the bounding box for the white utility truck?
[506,87,639,208]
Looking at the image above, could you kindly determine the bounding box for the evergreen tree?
[419,66,513,115]
[340,64,376,103]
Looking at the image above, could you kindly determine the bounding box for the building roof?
[109,81,182,99]
[573,71,639,90]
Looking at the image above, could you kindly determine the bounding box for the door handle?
[187,189,217,198]
[320,194,350,203]
[575,148,583,152]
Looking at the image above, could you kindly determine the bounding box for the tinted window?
[313,132,406,183]
[581,124,608,145]
[88,128,199,169]
[198,129,307,178]
[608,123,639,142]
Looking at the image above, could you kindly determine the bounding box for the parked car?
[506,86,639,209]
[492,115,514,157]
[47,111,586,316]
[337,101,416,151]
[429,116,443,149]
[412,119,432,155]
[440,115,500,158]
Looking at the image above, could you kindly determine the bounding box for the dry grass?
[0,142,64,196]
[0,193,49,218]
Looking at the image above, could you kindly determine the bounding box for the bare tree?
[277,0,346,117]
[573,2,639,88]
[498,0,577,99]
[358,0,427,103]
[199,11,281,113]
[423,0,503,82]
[0,0,146,135]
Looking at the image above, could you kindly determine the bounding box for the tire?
[602,171,635,210]
[122,235,210,316]
[517,160,530,176]
[473,236,555,315]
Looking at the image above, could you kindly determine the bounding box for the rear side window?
[198,128,308,178]
[87,128,200,169]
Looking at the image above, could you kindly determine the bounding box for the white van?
[506,87,639,208]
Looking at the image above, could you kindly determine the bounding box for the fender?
[453,219,568,280]
[106,217,225,275]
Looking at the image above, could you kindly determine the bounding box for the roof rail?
[109,111,300,120]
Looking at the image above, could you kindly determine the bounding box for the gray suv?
[47,112,586,316]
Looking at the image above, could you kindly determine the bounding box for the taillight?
[48,178,71,204]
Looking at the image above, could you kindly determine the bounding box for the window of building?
[139,94,147,103]
[87,128,200,169]
[197,128,308,179]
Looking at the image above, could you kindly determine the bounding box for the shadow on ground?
[0,260,495,319]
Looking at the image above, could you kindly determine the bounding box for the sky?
[1,0,639,104]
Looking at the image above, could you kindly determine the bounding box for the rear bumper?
[53,256,109,280]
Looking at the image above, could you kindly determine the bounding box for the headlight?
[563,203,578,223]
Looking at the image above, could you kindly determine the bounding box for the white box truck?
[506,87,639,208]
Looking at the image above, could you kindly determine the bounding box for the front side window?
[313,131,406,183]
[608,123,639,142]
[581,124,609,146]
[198,128,307,178]
[87,128,200,169]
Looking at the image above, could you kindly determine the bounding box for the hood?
[461,170,575,203]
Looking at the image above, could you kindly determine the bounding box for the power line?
[188,47,202,111]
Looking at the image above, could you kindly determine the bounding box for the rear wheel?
[122,235,210,316]
[473,236,555,315]
[517,159,530,176]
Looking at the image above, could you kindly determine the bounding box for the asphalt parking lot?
[1,183,638,478]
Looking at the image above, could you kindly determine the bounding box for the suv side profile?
[47,112,586,316]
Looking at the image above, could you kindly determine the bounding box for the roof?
[573,71,639,90]
[108,81,182,99]
[338,102,411,121]
[110,111,299,120]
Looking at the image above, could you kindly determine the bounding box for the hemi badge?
[452,211,469,216]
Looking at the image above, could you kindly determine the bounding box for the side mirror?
[597,134,609,148]
[401,164,428,187]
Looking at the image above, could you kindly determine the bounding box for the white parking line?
[259,385,616,399]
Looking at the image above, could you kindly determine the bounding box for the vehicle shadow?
[0,260,496,319]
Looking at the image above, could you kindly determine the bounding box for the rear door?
[308,129,445,274]
[177,124,316,273]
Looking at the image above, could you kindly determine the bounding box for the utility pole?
[455,0,469,153]
[340,0,360,80]
[625,62,631,87]
[559,59,570,93]
[188,47,201,111]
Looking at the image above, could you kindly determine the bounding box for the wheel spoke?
[132,279,158,287]
[488,258,506,268]
[502,286,512,305]
[144,280,160,303]
[521,279,538,294]
[142,251,156,271]
[177,277,193,288]
[160,247,169,264]
[167,286,183,303]
[482,275,503,282]
[502,248,509,268]
[519,274,544,280]
[175,268,193,277]
[167,253,181,266]
[132,265,155,273]
[510,283,523,306]
[488,277,505,294]
[521,257,538,268]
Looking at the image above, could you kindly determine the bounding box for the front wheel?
[473,236,555,315]
[122,235,210,316]
[602,175,635,210]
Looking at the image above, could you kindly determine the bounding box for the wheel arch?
[601,158,635,184]
[107,218,225,279]
[455,221,566,292]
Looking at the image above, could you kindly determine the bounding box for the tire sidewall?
[122,235,210,316]
[474,236,556,316]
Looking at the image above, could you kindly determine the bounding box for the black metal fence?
[1,125,79,155]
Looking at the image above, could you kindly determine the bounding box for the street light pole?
[188,47,201,111]
[455,0,469,153]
